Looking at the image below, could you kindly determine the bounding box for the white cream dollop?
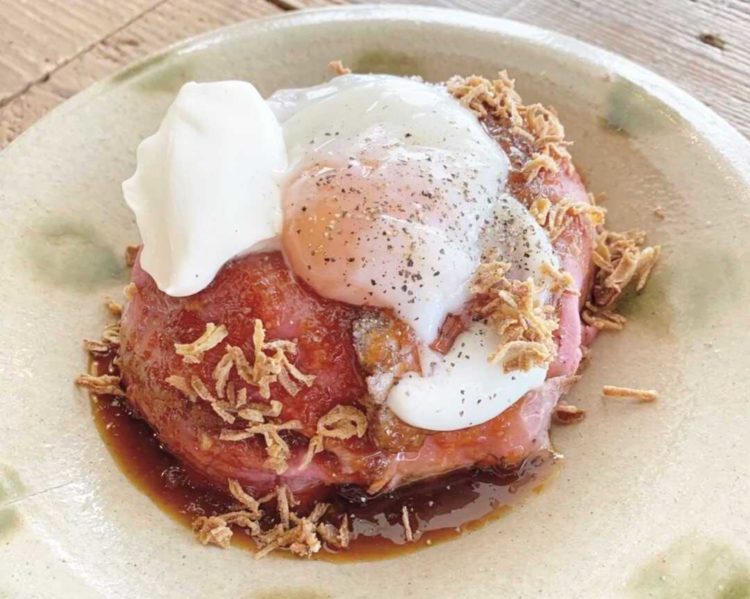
[122,81,287,296]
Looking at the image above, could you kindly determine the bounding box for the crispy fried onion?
[193,480,350,558]
[448,71,524,127]
[83,323,120,356]
[123,282,138,300]
[104,297,122,317]
[402,505,415,543]
[174,323,228,364]
[446,70,661,328]
[299,405,368,471]
[529,194,658,333]
[471,262,558,373]
[77,297,125,396]
[447,72,571,180]
[201,320,315,401]
[75,374,124,396]
[521,152,559,182]
[602,385,658,402]
[249,319,316,399]
[328,59,351,75]
[537,197,607,241]
[168,372,294,473]
[553,403,586,424]
[166,320,317,473]
[540,261,577,295]
[583,230,661,330]
[528,196,552,226]
[220,421,303,474]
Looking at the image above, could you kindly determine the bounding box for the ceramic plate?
[1,5,749,598]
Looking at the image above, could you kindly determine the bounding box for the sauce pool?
[91,352,555,561]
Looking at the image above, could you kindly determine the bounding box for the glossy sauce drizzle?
[91,352,554,561]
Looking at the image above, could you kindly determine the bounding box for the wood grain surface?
[0,0,748,148]
[0,0,281,146]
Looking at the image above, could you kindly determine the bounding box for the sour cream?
[123,81,287,296]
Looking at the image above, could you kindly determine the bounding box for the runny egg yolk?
[282,146,490,344]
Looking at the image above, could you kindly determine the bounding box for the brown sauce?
[91,352,555,561]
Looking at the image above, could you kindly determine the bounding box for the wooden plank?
[289,0,750,138]
[2,0,748,145]
[506,0,750,138]
[0,0,159,103]
[0,0,282,147]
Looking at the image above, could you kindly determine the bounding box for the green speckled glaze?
[354,50,422,75]
[629,535,750,599]
[0,509,21,539]
[0,465,25,539]
[109,52,173,86]
[25,219,125,290]
[603,77,683,136]
[133,59,196,95]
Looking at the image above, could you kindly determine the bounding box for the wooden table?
[1,0,748,148]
